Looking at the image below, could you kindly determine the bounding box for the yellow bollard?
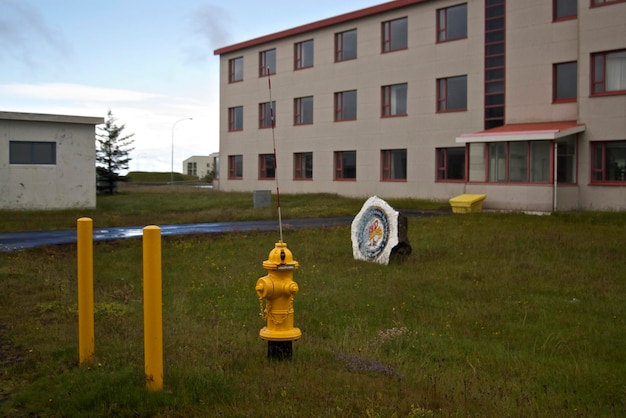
[143,225,163,391]
[77,217,94,364]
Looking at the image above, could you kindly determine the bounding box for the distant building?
[183,152,219,180]
[0,111,104,210]
[213,0,626,211]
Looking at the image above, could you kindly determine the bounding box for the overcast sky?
[0,0,383,173]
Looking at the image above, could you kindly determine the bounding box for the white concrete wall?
[0,114,100,209]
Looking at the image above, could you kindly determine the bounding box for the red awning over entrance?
[456,121,585,143]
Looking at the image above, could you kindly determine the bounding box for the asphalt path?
[0,210,443,252]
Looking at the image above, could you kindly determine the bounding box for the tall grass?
[0,190,625,416]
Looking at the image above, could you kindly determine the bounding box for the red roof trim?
[213,0,429,55]
[463,121,582,137]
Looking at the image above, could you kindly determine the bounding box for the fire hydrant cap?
[263,241,299,270]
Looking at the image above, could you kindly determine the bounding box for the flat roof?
[213,0,429,55]
[0,111,104,125]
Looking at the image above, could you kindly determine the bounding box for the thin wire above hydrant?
[267,68,283,243]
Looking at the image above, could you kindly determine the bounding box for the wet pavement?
[0,210,443,252]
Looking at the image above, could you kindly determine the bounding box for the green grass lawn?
[0,186,624,417]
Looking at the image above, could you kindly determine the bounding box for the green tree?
[96,110,135,195]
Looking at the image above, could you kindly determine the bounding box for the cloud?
[183,4,233,64]
[0,0,70,68]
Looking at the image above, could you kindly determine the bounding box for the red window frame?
[294,40,314,70]
[228,106,243,131]
[591,0,626,7]
[381,149,407,181]
[553,0,577,21]
[228,155,243,179]
[484,0,505,130]
[437,76,467,112]
[381,83,408,117]
[228,57,243,83]
[590,141,626,184]
[334,151,356,180]
[259,101,275,129]
[381,17,408,53]
[294,96,313,125]
[335,29,357,62]
[437,3,468,42]
[334,90,357,121]
[294,152,313,180]
[259,49,276,77]
[591,49,626,96]
[436,147,466,182]
[258,154,275,180]
[553,61,577,103]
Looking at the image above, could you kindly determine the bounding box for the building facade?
[183,153,219,180]
[0,111,103,210]
[214,0,626,211]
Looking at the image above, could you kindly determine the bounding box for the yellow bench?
[449,194,487,214]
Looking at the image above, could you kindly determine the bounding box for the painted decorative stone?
[351,196,411,265]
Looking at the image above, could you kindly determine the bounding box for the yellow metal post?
[77,217,95,364]
[143,225,163,391]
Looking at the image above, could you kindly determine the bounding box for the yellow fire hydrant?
[256,241,301,359]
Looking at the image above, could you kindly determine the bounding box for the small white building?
[0,111,104,210]
[183,152,219,180]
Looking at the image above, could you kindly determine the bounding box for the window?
[554,62,577,102]
[259,154,275,179]
[554,0,577,21]
[591,141,626,183]
[294,39,314,69]
[382,17,408,52]
[294,152,313,180]
[469,143,486,182]
[381,149,407,181]
[557,138,577,183]
[437,75,467,112]
[469,141,552,183]
[228,106,243,131]
[228,155,243,179]
[591,49,626,95]
[334,90,357,121]
[335,29,357,61]
[229,57,243,83]
[436,147,465,181]
[259,49,276,76]
[334,151,356,180]
[437,3,468,42]
[382,83,408,117]
[484,0,506,130]
[592,0,626,6]
[259,101,275,129]
[9,141,56,164]
[294,96,313,125]
[187,162,197,176]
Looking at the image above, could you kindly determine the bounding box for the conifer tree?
[96,110,135,195]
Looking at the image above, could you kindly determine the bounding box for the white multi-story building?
[214,0,626,211]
